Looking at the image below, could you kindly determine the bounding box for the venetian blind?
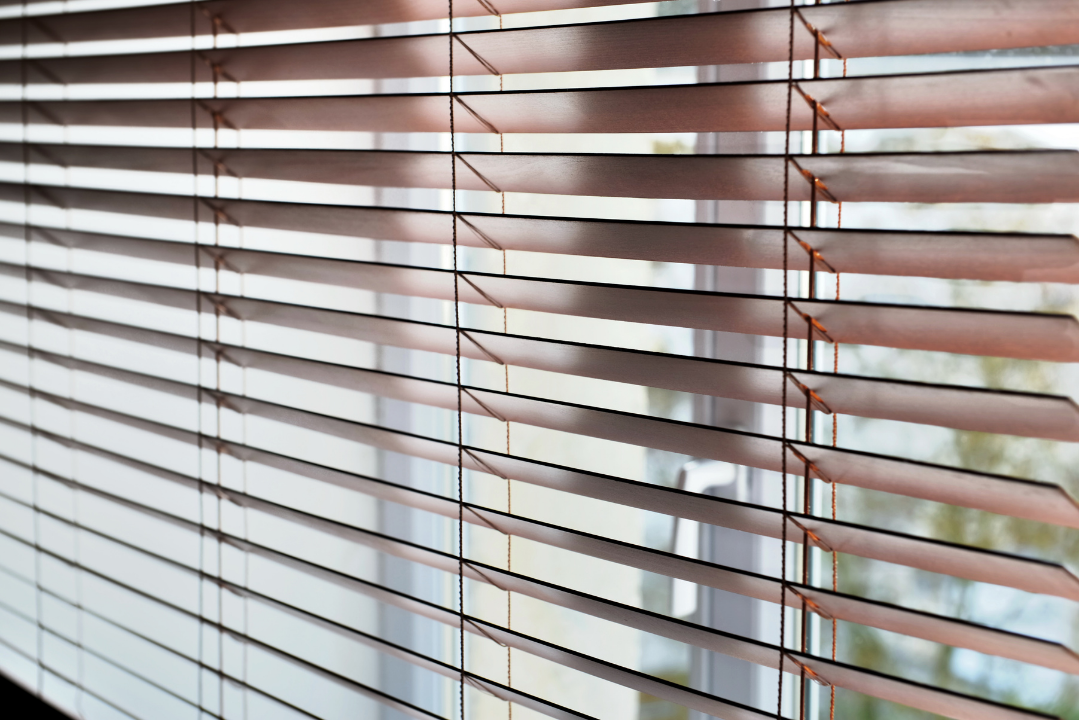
[0,1,1076,719]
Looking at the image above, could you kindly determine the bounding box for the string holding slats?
[454,34,502,76]
[459,272,505,308]
[203,247,239,274]
[785,372,833,415]
[464,506,510,536]
[460,330,507,366]
[17,8,51,707]
[789,230,838,275]
[786,298,835,345]
[28,16,64,45]
[187,1,213,715]
[788,515,835,554]
[447,4,467,720]
[791,8,849,719]
[196,54,239,85]
[25,142,68,169]
[780,3,852,717]
[455,95,502,134]
[830,16,848,720]
[195,149,240,180]
[788,587,835,622]
[458,214,504,251]
[785,653,833,689]
[792,84,842,132]
[787,156,839,204]
[786,443,834,486]
[203,294,241,321]
[793,8,844,62]
[462,387,508,423]
[198,199,240,228]
[474,0,502,16]
[464,447,509,480]
[26,58,64,86]
[196,101,239,132]
[25,100,63,126]
[455,152,504,193]
[199,7,238,37]
[776,0,796,715]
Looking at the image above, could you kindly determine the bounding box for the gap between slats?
[5,143,1078,206]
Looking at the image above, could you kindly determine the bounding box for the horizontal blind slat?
[3,0,1073,67]
[14,68,1074,132]
[11,144,1077,204]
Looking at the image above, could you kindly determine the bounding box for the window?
[0,1,1076,719]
